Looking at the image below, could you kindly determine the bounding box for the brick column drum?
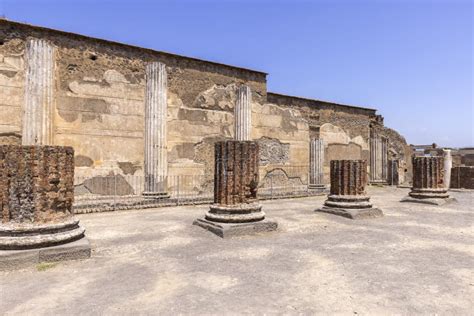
[401,156,453,205]
[194,141,277,237]
[316,160,383,219]
[0,146,90,269]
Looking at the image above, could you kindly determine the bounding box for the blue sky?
[1,0,472,147]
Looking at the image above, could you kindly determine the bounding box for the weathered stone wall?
[0,20,410,197]
[0,20,267,194]
[267,93,373,185]
[371,122,412,185]
[0,145,74,223]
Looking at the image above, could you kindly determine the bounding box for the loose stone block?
[0,145,90,268]
[316,160,383,219]
[194,141,278,237]
[401,156,454,205]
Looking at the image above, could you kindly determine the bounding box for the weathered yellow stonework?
[0,19,411,196]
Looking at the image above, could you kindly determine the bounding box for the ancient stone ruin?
[0,19,414,208]
[401,156,454,205]
[316,160,383,219]
[0,145,90,268]
[194,141,278,237]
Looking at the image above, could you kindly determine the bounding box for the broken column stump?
[0,145,90,270]
[193,141,277,237]
[401,156,454,205]
[316,160,383,219]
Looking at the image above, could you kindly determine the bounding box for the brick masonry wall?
[0,145,74,224]
[450,166,474,189]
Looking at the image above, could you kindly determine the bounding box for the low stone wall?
[450,167,474,189]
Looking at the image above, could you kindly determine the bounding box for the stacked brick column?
[317,160,383,219]
[207,140,263,223]
[0,145,87,250]
[402,156,452,205]
[194,140,277,237]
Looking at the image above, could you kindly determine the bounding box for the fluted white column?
[443,149,452,189]
[22,38,55,145]
[234,85,252,141]
[144,62,168,197]
[370,136,388,183]
[310,138,325,187]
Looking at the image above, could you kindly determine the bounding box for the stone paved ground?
[1,187,473,315]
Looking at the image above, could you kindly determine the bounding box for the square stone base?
[0,237,91,271]
[316,206,384,220]
[400,196,456,206]
[193,218,278,238]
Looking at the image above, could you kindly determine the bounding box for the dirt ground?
[1,187,473,315]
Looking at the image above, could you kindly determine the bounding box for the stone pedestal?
[0,146,90,269]
[401,156,454,205]
[316,160,383,219]
[194,141,277,237]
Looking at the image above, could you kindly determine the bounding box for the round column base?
[408,188,449,199]
[0,219,86,250]
[142,192,170,199]
[324,195,373,209]
[317,195,383,219]
[205,202,265,223]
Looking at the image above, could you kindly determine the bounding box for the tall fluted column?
[317,160,383,219]
[443,149,452,189]
[234,86,252,141]
[402,156,453,205]
[143,62,169,198]
[370,136,388,184]
[309,138,325,190]
[22,39,55,145]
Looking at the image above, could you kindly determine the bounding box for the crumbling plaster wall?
[0,20,272,194]
[267,93,373,185]
[0,34,24,143]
